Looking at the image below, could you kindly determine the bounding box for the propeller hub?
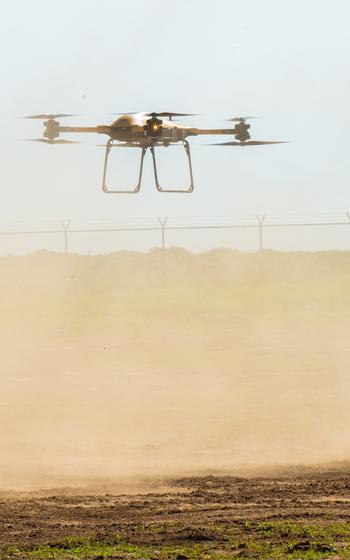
[43,119,60,141]
[234,121,251,142]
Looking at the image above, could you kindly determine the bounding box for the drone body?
[24,112,285,193]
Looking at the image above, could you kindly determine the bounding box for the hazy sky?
[1,0,350,252]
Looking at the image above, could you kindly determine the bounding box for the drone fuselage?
[109,113,188,145]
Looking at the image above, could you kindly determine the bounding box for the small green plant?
[2,520,350,560]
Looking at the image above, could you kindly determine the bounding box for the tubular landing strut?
[102,139,194,193]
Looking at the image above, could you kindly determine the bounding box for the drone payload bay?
[23,111,286,193]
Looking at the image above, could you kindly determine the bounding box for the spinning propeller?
[22,114,79,120]
[208,140,288,146]
[226,116,258,122]
[146,112,197,118]
[110,111,196,117]
[23,138,81,145]
[109,111,197,119]
[22,114,80,143]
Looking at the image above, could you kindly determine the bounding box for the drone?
[23,112,285,193]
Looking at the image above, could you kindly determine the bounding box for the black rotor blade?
[22,138,81,144]
[207,140,288,146]
[146,112,197,118]
[108,112,197,120]
[22,114,79,120]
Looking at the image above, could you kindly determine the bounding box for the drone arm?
[187,128,235,137]
[57,125,111,135]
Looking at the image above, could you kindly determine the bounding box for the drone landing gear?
[150,140,194,193]
[102,139,194,193]
[102,139,147,193]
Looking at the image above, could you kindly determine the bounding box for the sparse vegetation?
[1,472,350,559]
[4,520,350,560]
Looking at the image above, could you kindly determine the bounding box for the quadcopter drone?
[24,112,285,193]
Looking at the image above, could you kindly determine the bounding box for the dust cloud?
[0,249,349,490]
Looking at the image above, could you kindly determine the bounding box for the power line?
[0,212,349,253]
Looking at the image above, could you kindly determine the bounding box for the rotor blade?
[107,112,197,122]
[245,140,288,145]
[52,139,82,144]
[22,114,80,120]
[22,138,81,144]
[226,116,259,122]
[146,112,198,118]
[207,140,288,146]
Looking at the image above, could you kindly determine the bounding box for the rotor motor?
[234,120,251,142]
[43,119,60,141]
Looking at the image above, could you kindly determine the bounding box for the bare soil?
[1,465,350,556]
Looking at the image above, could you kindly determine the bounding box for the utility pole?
[158,218,168,249]
[60,221,71,254]
[256,214,266,252]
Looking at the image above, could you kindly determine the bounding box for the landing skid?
[102,139,147,194]
[101,139,194,193]
[150,140,194,193]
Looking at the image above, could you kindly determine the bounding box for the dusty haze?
[0,249,349,490]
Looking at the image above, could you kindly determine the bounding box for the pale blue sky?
[1,0,350,252]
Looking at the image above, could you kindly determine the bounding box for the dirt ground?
[1,465,350,558]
